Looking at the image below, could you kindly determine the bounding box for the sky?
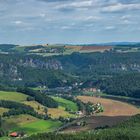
[0,0,140,45]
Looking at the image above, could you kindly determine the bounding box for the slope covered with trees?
[95,73,140,98]
[17,88,58,108]
[1,50,140,98]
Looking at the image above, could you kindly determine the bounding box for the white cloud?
[83,16,101,21]
[121,15,131,20]
[39,13,46,18]
[55,0,93,10]
[102,3,140,12]
[13,20,23,25]
[105,26,116,30]
[61,26,72,30]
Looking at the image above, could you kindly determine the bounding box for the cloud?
[39,0,71,2]
[121,15,131,20]
[39,13,46,18]
[55,0,93,10]
[13,20,23,25]
[0,0,140,44]
[102,3,140,12]
[83,16,101,21]
[61,26,72,30]
[105,26,116,30]
[12,20,27,27]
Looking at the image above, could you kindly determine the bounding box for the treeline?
[0,100,45,119]
[17,88,58,108]
[0,84,16,92]
[96,73,140,98]
[23,114,140,140]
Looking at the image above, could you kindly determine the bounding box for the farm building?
[9,132,25,138]
[9,132,18,137]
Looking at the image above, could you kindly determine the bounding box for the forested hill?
[95,73,140,98]
[0,51,140,98]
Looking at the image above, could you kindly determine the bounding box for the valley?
[1,0,140,139]
[0,44,140,139]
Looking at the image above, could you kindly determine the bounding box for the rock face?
[18,58,63,70]
[0,57,63,81]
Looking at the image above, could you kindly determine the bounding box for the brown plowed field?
[65,46,112,52]
[80,46,112,51]
[78,96,140,116]
[62,96,140,132]
[63,116,131,133]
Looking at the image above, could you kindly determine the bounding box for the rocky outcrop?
[18,58,63,70]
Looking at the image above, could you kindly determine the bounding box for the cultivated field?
[0,91,79,139]
[78,96,140,116]
[65,45,112,53]
[63,96,140,132]
[63,115,132,133]
[23,101,46,115]
[0,91,28,102]
[80,46,112,52]
[48,106,76,119]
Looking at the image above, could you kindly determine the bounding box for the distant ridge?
[0,42,140,46]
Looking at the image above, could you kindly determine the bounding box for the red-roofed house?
[10,132,18,137]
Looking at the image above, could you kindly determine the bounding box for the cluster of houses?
[94,103,104,113]
[83,88,101,93]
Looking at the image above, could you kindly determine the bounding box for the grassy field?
[30,87,47,91]
[11,120,62,135]
[0,92,78,139]
[0,91,79,139]
[3,115,62,135]
[48,106,76,118]
[0,91,78,118]
[52,96,78,112]
[0,91,28,102]
[23,101,46,115]
[2,115,38,134]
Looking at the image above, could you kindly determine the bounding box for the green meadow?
[0,91,28,102]
[52,96,78,112]
[11,120,62,134]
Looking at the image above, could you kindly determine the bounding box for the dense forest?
[95,73,140,98]
[23,114,140,140]
[1,50,140,98]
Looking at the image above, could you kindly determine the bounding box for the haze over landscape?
[0,0,140,44]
